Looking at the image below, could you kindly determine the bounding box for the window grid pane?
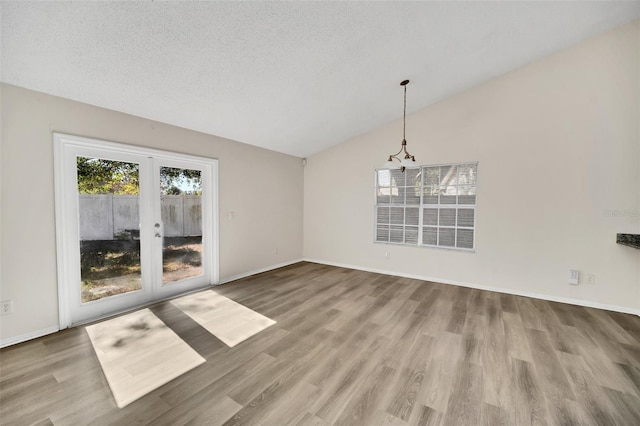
[457,229,474,249]
[438,228,456,247]
[376,226,389,242]
[405,208,419,226]
[390,207,404,224]
[405,227,419,245]
[390,226,404,244]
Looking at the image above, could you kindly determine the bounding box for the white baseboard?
[303,258,640,316]
[1,325,59,349]
[219,258,305,285]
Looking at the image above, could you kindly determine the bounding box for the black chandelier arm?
[388,148,404,160]
[387,146,415,162]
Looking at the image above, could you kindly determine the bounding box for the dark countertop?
[616,234,640,250]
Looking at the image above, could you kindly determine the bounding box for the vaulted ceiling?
[2,1,638,157]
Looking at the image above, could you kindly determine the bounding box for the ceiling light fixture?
[383,79,417,172]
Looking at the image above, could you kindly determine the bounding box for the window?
[375,168,421,245]
[375,162,477,251]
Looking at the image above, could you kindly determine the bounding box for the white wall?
[304,20,640,312]
[0,84,303,342]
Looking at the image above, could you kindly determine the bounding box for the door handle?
[155,233,162,238]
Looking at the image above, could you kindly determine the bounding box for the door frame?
[53,132,219,329]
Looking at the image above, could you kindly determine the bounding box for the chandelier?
[383,79,417,172]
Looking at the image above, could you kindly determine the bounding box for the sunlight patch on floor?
[86,308,205,408]
[171,290,276,347]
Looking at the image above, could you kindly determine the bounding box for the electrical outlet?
[587,274,596,285]
[0,300,13,315]
[568,269,579,285]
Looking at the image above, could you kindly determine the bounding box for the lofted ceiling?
[1,1,639,158]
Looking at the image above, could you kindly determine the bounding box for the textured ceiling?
[2,1,639,158]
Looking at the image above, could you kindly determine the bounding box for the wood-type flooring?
[1,262,640,425]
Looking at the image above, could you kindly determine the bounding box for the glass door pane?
[159,166,203,285]
[76,156,142,302]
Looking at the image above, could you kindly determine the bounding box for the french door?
[54,133,218,327]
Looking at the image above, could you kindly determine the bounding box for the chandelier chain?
[403,83,407,142]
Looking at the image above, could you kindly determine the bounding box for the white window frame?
[374,162,478,252]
